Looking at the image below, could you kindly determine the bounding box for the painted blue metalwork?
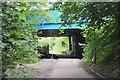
[35,23,80,30]
[35,10,86,30]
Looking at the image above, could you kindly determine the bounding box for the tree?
[52,2,120,63]
[1,2,51,77]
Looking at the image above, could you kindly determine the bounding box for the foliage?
[38,37,49,46]
[38,37,69,53]
[52,2,120,64]
[37,38,49,55]
[53,37,69,53]
[1,2,51,77]
[5,65,39,78]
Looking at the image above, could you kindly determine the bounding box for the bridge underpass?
[29,28,100,78]
[28,28,100,78]
[36,24,85,59]
[33,10,86,59]
[26,11,100,78]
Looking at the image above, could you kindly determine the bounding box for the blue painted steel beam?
[35,22,87,30]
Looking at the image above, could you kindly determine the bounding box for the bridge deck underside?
[37,29,83,37]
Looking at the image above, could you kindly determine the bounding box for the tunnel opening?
[38,37,69,54]
[37,29,85,59]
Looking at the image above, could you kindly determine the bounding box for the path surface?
[26,59,98,78]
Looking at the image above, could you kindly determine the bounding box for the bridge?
[34,11,85,59]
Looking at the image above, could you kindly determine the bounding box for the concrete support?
[69,36,72,51]
[71,36,75,55]
[72,35,84,59]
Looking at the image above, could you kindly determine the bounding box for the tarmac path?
[26,59,98,78]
